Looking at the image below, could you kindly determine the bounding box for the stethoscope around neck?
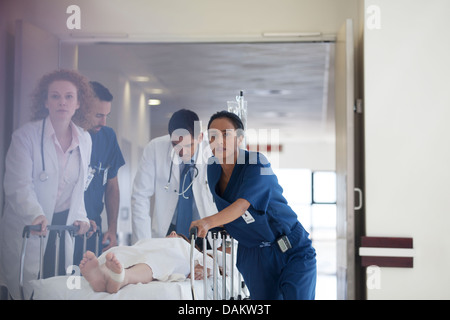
[164,150,199,199]
[39,117,49,182]
[39,117,77,183]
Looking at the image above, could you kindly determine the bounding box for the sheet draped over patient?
[97,237,211,282]
[30,237,238,299]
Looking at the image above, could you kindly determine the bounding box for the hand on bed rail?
[86,219,98,238]
[30,215,48,236]
[73,220,91,235]
[189,220,212,238]
[24,219,96,237]
[189,226,198,239]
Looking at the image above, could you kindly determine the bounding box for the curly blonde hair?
[30,69,94,130]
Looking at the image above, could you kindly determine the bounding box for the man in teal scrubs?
[73,81,125,265]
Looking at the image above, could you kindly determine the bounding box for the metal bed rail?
[19,224,247,300]
[189,227,249,300]
[19,224,100,300]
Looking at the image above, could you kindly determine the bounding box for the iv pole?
[227,90,247,148]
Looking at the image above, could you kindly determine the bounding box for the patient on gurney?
[79,231,213,293]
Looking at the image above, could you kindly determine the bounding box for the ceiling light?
[148,99,161,106]
[261,111,279,118]
[69,32,128,39]
[262,32,321,37]
[246,89,291,96]
[148,88,164,94]
[131,76,151,82]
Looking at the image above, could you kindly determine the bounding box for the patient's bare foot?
[79,251,106,292]
[104,252,125,293]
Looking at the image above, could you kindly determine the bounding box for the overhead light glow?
[148,88,164,94]
[131,76,151,82]
[70,32,129,39]
[148,99,161,106]
[262,32,321,37]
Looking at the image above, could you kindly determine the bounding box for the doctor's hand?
[73,220,90,235]
[31,215,48,236]
[102,229,117,252]
[86,220,98,238]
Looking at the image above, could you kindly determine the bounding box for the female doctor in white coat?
[0,69,92,299]
[131,109,217,244]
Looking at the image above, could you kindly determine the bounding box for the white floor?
[313,237,337,300]
[316,274,337,300]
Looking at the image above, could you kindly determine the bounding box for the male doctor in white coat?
[131,109,217,243]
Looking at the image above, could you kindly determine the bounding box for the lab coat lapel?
[76,125,89,174]
[42,117,58,175]
[173,159,181,192]
[169,147,182,190]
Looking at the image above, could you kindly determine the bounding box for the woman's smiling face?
[208,117,243,164]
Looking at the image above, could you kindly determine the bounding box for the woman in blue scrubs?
[190,111,316,300]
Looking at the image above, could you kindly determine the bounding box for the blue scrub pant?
[43,210,69,278]
[237,223,317,300]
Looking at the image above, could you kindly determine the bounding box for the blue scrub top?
[85,126,125,225]
[207,149,305,248]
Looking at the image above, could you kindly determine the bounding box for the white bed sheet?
[30,274,240,300]
[29,244,246,300]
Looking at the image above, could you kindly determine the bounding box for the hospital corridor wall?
[4,0,450,300]
[363,0,450,299]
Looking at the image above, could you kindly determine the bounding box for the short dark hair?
[90,81,113,102]
[168,109,201,137]
[207,110,244,134]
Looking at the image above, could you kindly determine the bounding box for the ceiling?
[78,41,335,143]
[4,0,350,144]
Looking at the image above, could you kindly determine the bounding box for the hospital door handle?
[354,187,363,210]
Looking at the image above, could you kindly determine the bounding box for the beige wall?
[364,0,450,299]
[4,0,361,42]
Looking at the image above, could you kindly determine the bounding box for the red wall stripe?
[361,237,413,249]
[361,256,413,268]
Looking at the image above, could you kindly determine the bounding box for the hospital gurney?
[20,224,249,300]
[19,224,100,299]
[188,227,249,300]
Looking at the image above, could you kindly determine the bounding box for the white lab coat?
[0,117,91,299]
[131,134,218,243]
